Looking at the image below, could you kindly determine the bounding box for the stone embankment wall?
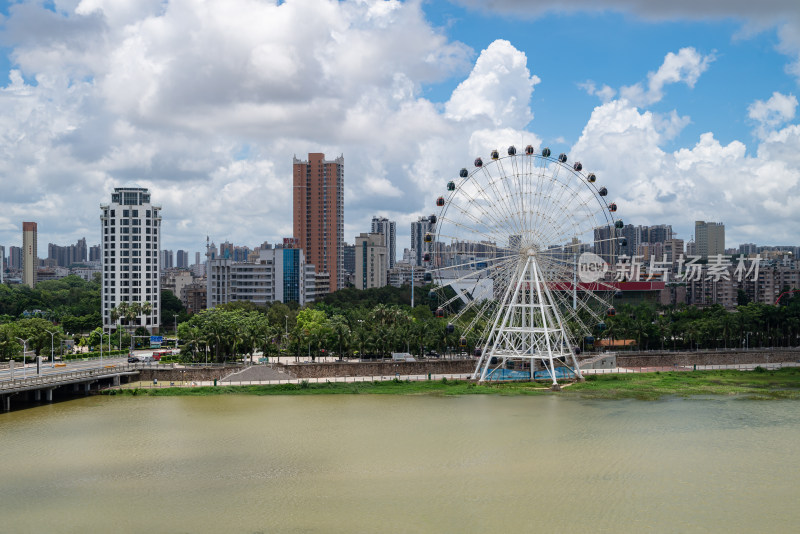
[616,348,800,368]
[278,359,476,379]
[136,366,239,382]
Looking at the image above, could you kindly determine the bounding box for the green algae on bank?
[103,367,800,400]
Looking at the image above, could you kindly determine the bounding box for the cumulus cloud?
[578,81,616,103]
[748,91,798,138]
[446,39,540,129]
[571,98,800,244]
[620,48,714,106]
[0,0,545,254]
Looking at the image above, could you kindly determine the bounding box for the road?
[0,355,132,382]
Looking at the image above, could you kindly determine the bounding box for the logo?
[578,252,609,283]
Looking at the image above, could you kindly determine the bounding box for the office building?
[293,153,344,293]
[206,240,315,307]
[22,221,37,288]
[195,251,201,266]
[410,216,434,266]
[354,232,388,290]
[371,216,396,269]
[101,186,161,332]
[695,221,725,259]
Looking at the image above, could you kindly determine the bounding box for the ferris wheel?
[426,145,623,386]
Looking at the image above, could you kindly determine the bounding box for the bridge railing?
[0,365,139,392]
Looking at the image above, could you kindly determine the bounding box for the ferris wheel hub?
[526,248,536,257]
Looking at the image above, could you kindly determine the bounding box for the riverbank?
[104,367,800,400]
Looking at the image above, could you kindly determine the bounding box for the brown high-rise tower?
[293,153,344,294]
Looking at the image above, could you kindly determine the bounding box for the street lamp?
[45,330,57,368]
[174,314,178,347]
[15,338,30,378]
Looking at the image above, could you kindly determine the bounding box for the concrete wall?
[278,359,476,379]
[615,348,800,368]
[136,366,240,382]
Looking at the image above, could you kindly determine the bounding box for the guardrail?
[0,365,139,392]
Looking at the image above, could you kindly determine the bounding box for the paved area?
[220,365,294,382]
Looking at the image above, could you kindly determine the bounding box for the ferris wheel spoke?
[440,197,513,246]
[478,162,523,238]
[445,178,519,243]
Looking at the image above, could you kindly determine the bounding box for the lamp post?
[45,330,57,368]
[15,338,30,378]
[174,314,178,348]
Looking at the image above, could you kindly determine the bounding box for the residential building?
[22,221,37,288]
[695,221,725,259]
[89,244,101,262]
[47,237,88,267]
[371,216,396,269]
[410,216,434,266]
[181,282,207,315]
[0,245,4,284]
[101,186,161,332]
[176,249,189,269]
[8,246,21,270]
[343,242,355,275]
[160,249,173,270]
[293,152,344,293]
[354,232,388,290]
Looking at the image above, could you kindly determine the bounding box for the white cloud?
[572,98,800,245]
[446,39,540,129]
[748,91,798,138]
[620,48,714,106]
[579,80,616,103]
[0,1,548,255]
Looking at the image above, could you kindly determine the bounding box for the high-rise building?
[355,232,388,290]
[410,216,434,266]
[47,237,88,267]
[176,249,189,268]
[159,249,173,270]
[22,221,37,288]
[371,216,396,269]
[195,251,201,266]
[0,245,4,284]
[343,242,356,274]
[8,246,21,270]
[695,221,725,259]
[89,244,101,262]
[293,153,344,294]
[101,187,161,332]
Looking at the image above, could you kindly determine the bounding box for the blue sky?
[0,0,798,258]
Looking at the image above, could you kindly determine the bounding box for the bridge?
[1,360,140,412]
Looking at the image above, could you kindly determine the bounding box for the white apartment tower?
[101,187,161,332]
[355,232,388,290]
[371,216,396,269]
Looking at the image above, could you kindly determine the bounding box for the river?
[1,395,799,533]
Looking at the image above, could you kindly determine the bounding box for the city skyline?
[0,1,799,255]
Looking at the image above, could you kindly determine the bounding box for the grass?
[103,368,800,400]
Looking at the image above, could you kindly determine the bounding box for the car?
[127,356,140,363]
